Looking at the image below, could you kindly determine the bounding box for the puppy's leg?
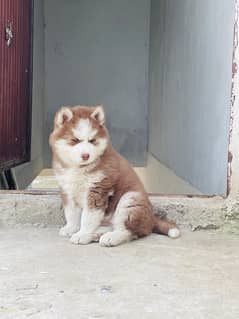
[70,208,104,244]
[59,202,81,237]
[70,186,111,245]
[99,192,146,247]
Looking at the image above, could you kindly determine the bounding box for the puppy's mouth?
[79,158,99,168]
[79,161,90,167]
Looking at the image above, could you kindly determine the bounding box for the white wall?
[149,0,234,194]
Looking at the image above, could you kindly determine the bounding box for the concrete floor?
[0,227,239,319]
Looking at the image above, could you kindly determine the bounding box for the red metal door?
[0,0,32,170]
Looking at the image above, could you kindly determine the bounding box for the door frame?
[227,0,239,196]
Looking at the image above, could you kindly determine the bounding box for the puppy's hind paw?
[99,231,132,247]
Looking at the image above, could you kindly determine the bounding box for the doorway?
[0,0,235,195]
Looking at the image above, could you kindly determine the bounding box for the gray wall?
[44,0,150,166]
[149,0,234,194]
[14,0,45,188]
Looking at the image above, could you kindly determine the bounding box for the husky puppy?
[49,105,180,247]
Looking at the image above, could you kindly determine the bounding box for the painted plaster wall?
[43,0,150,166]
[149,0,234,194]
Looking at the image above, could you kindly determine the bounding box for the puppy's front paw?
[59,225,79,237]
[70,231,93,245]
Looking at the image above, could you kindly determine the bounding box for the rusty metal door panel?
[0,0,32,170]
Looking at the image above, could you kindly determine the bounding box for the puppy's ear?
[54,107,73,128]
[91,105,105,125]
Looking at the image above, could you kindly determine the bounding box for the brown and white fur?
[49,105,180,247]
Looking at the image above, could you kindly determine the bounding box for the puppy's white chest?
[56,168,104,207]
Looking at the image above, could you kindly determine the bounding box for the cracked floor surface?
[0,227,239,319]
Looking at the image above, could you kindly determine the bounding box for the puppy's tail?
[152,215,180,238]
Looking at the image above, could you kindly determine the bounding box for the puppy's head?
[50,105,109,167]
